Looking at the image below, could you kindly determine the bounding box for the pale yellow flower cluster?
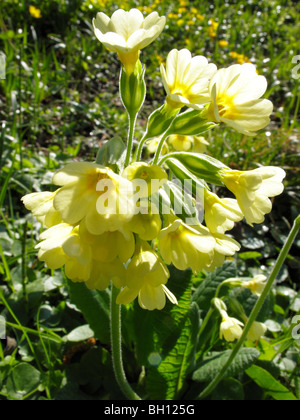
[22,162,178,311]
[22,8,286,315]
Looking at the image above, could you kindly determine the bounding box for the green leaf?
[146,303,200,400]
[67,280,111,345]
[129,266,193,366]
[192,261,237,311]
[211,378,244,400]
[246,365,298,400]
[96,136,126,171]
[192,348,260,383]
[6,363,41,400]
[65,325,94,342]
[163,180,199,224]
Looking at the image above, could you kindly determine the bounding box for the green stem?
[135,132,150,163]
[198,214,300,400]
[110,285,141,400]
[152,131,170,165]
[124,113,137,168]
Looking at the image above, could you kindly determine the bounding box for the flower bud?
[120,60,146,117]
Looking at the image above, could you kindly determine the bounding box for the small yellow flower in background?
[219,310,244,342]
[191,136,209,153]
[160,48,217,110]
[52,162,135,235]
[116,240,177,310]
[29,6,42,19]
[230,51,251,64]
[177,19,185,27]
[220,166,286,225]
[219,40,229,48]
[207,63,273,136]
[168,134,195,152]
[246,320,268,342]
[208,19,219,40]
[158,217,216,273]
[204,189,243,234]
[241,274,268,297]
[166,134,209,153]
[146,137,169,155]
[93,8,166,74]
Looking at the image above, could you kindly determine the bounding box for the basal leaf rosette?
[93,8,166,74]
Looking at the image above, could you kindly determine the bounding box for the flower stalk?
[198,214,300,400]
[110,285,141,400]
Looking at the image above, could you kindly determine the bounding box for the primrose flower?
[116,240,177,310]
[158,217,216,273]
[21,191,62,228]
[122,162,168,198]
[52,162,135,235]
[160,49,217,110]
[241,274,267,297]
[207,63,273,136]
[204,189,243,234]
[219,312,244,342]
[36,223,92,279]
[220,166,286,225]
[167,134,208,153]
[36,222,127,290]
[246,320,268,342]
[126,202,162,241]
[93,8,166,74]
[208,232,241,272]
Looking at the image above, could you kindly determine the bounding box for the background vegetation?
[0,0,299,400]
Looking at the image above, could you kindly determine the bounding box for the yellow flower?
[29,6,42,19]
[204,189,243,234]
[208,232,241,272]
[160,49,217,110]
[36,223,92,278]
[52,162,135,235]
[241,274,267,297]
[220,166,286,225]
[158,217,215,273]
[192,136,209,153]
[93,8,166,74]
[126,202,162,241]
[246,320,267,342]
[146,137,169,155]
[79,221,135,264]
[21,191,61,227]
[116,241,177,310]
[218,40,229,48]
[122,162,168,198]
[219,312,244,342]
[167,134,208,153]
[85,258,126,291]
[35,222,127,290]
[207,63,273,136]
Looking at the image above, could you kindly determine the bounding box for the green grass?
[0,0,299,400]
